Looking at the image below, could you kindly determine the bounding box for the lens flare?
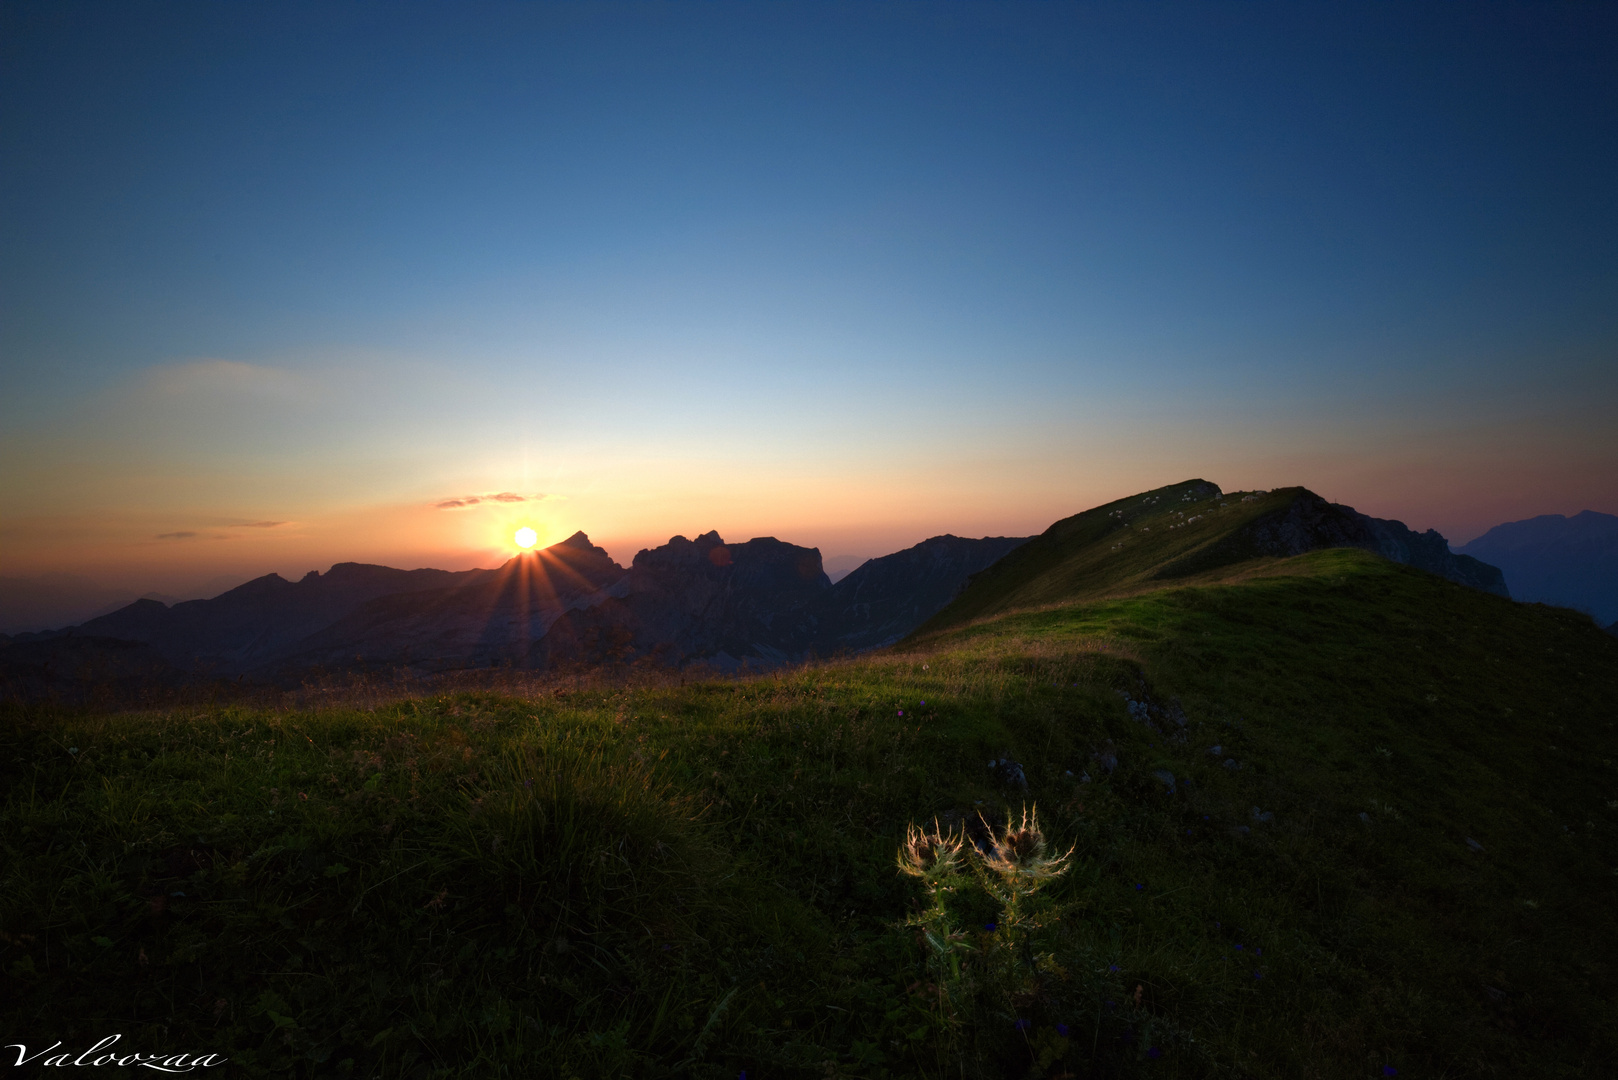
[514,527,538,549]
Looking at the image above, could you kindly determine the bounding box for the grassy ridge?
[913,481,1300,634]
[3,549,1617,1077]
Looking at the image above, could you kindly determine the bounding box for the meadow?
[3,548,1616,1078]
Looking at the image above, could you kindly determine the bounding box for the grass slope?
[912,481,1308,636]
[3,550,1617,1078]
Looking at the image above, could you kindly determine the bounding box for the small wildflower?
[1135,883,1144,891]
[1254,970,1263,979]
[1014,1018,1031,1031]
[1109,964,1120,972]
[523,778,533,789]
[1148,1046,1162,1059]
[1382,1068,1397,1077]
[897,710,903,716]
[984,922,997,931]
[1235,944,1243,951]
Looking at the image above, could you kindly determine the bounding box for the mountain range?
[0,479,1525,697]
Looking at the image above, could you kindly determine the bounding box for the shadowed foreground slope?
[3,543,1614,1078]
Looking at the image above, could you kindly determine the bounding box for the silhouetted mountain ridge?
[3,530,1031,685]
[5,482,1518,695]
[1457,510,1618,624]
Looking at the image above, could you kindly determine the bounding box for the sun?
[514,526,538,550]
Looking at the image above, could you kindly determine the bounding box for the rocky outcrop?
[1160,489,1508,596]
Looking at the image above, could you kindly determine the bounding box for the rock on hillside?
[1456,511,1618,625]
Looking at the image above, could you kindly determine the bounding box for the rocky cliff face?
[1181,490,1509,596]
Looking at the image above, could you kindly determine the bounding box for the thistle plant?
[898,820,973,990]
[978,805,1073,939]
[897,805,1076,1040]
[897,819,964,887]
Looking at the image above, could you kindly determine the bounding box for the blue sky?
[2,2,1615,595]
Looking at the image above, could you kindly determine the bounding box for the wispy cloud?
[435,492,548,510]
[155,531,197,540]
[239,520,287,528]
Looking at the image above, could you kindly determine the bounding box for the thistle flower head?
[897,820,963,883]
[982,805,1073,881]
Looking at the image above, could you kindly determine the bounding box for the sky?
[3,1,1616,622]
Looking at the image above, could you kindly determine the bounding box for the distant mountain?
[0,574,167,636]
[542,531,834,671]
[916,480,1507,637]
[819,535,1030,652]
[65,560,492,676]
[2,529,1030,689]
[265,532,627,676]
[1456,511,1618,625]
[531,531,1029,669]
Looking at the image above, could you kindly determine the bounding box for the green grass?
[4,549,1617,1078]
[912,479,1293,634]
